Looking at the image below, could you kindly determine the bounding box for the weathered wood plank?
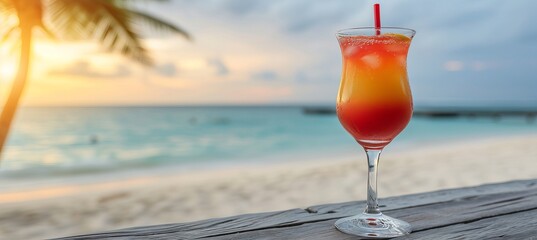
[203,209,537,240]
[307,178,537,214]
[397,208,537,240]
[200,187,537,239]
[55,179,537,239]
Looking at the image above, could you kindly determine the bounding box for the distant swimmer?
[189,117,198,125]
[528,114,536,124]
[90,135,98,145]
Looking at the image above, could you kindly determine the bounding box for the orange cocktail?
[337,33,413,149]
[334,27,415,238]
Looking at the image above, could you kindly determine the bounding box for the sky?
[0,0,536,107]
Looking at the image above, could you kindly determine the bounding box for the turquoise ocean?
[1,106,536,183]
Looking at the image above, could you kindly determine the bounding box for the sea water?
[0,106,535,182]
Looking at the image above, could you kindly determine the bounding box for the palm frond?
[93,1,152,64]
[47,1,88,39]
[125,9,191,40]
[48,0,152,65]
[46,0,191,65]
[0,0,12,12]
[37,23,57,40]
[0,0,15,31]
[108,0,171,8]
[0,26,16,43]
[0,1,17,44]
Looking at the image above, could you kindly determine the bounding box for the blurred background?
[0,0,536,239]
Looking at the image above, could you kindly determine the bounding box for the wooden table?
[57,179,537,239]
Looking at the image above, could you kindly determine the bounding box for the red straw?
[374,3,381,35]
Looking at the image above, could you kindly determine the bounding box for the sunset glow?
[0,61,16,79]
[0,1,536,107]
[0,2,537,239]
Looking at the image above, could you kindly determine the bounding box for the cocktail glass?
[334,27,415,238]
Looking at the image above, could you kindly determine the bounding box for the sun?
[0,62,17,79]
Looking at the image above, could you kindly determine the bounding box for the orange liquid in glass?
[337,34,413,149]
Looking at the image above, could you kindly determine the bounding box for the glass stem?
[365,149,382,214]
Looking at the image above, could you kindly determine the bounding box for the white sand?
[0,134,536,239]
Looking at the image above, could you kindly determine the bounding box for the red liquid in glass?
[337,34,413,149]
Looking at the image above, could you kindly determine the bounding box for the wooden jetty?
[302,107,336,115]
[302,107,537,122]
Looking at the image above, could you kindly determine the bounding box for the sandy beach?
[0,134,536,239]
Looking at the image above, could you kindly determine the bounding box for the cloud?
[219,0,268,15]
[443,60,490,72]
[294,71,308,83]
[207,58,229,76]
[470,61,486,71]
[154,62,177,77]
[443,61,464,72]
[278,1,358,33]
[49,60,131,78]
[252,70,278,81]
[127,0,537,104]
[177,0,273,16]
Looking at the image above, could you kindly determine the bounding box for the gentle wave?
[1,106,535,179]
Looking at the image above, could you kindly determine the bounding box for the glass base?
[334,213,411,238]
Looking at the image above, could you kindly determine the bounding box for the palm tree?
[0,0,190,160]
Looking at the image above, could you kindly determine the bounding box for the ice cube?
[397,56,406,65]
[384,44,406,54]
[343,46,359,57]
[361,54,380,68]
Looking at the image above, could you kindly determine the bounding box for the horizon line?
[16,101,537,109]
